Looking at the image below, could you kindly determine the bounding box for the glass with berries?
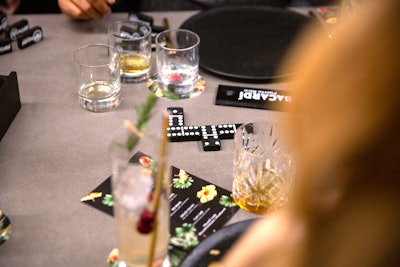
[110,129,170,267]
[147,29,205,100]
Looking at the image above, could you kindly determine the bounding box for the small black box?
[0,14,8,34]
[0,72,21,141]
[0,37,12,55]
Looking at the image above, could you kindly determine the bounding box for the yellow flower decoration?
[107,248,119,263]
[197,185,218,203]
[178,169,189,183]
[80,192,102,202]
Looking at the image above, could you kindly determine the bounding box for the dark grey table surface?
[0,8,312,266]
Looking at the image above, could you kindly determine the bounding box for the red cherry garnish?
[168,73,183,84]
[139,156,151,167]
[147,192,154,202]
[137,209,155,234]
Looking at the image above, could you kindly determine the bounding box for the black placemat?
[179,218,257,267]
[180,6,311,82]
[81,151,240,266]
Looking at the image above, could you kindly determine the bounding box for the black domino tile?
[167,107,184,115]
[166,107,241,151]
[201,125,218,136]
[201,125,221,151]
[167,125,201,142]
[217,123,242,139]
[167,107,184,127]
[168,115,184,127]
[201,138,221,151]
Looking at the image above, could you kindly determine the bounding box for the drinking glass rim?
[155,28,200,51]
[108,20,152,40]
[234,120,290,159]
[73,43,120,68]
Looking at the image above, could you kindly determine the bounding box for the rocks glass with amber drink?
[108,20,152,83]
[110,129,170,267]
[232,121,295,215]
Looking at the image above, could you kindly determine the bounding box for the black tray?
[179,219,257,267]
[180,6,311,82]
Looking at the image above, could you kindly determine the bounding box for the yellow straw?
[147,113,169,267]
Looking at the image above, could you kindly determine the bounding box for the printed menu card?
[81,151,239,266]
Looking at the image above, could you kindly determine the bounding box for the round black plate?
[179,219,257,267]
[180,6,311,82]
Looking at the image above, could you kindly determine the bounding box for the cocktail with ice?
[111,132,170,267]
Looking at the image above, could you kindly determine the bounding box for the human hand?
[0,0,21,15]
[58,0,116,20]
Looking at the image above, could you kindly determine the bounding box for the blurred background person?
[0,0,200,18]
[0,0,141,19]
[0,0,21,14]
[57,0,140,20]
[221,0,400,266]
[1,0,339,19]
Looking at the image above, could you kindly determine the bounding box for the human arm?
[58,0,116,20]
[0,0,20,15]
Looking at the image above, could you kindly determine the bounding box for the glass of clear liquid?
[148,29,205,100]
[74,44,121,112]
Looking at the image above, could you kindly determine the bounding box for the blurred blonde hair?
[222,0,400,266]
